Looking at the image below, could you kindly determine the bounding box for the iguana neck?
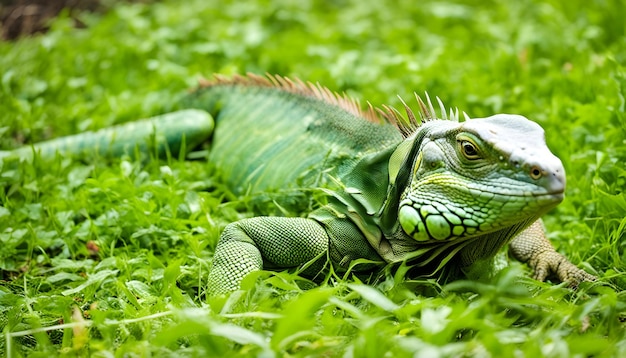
[317,133,430,264]
[458,216,538,267]
[338,142,401,216]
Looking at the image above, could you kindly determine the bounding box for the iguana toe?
[529,250,596,287]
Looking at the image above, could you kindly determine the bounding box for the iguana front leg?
[207,217,330,294]
[509,220,596,286]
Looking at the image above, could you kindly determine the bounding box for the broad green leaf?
[348,283,399,312]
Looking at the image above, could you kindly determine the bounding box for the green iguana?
[1,73,596,294]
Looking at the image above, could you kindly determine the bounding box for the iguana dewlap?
[1,74,596,294]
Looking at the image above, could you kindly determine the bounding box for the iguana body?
[1,74,596,294]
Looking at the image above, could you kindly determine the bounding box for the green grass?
[1,0,625,356]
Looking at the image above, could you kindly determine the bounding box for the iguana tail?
[0,110,214,161]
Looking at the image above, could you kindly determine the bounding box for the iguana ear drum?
[398,200,477,242]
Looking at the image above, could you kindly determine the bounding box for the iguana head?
[391,113,565,243]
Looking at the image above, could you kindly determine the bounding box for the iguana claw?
[510,220,596,288]
[529,250,597,287]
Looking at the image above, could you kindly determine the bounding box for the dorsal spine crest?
[198,73,464,138]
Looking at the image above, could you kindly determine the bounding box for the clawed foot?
[529,250,596,288]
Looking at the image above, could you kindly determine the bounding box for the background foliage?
[1,0,625,356]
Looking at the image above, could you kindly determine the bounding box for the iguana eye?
[459,140,480,160]
[530,165,543,179]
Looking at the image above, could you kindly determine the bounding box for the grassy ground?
[1,0,625,356]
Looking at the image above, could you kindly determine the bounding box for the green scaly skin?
[0,110,214,161]
[1,74,596,294]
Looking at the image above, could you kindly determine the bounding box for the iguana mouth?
[501,188,565,199]
[465,189,564,197]
[457,187,564,200]
[417,175,565,199]
[488,189,564,198]
[531,190,564,197]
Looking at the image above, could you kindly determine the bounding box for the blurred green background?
[1,0,625,356]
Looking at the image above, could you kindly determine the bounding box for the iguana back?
[184,76,402,197]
